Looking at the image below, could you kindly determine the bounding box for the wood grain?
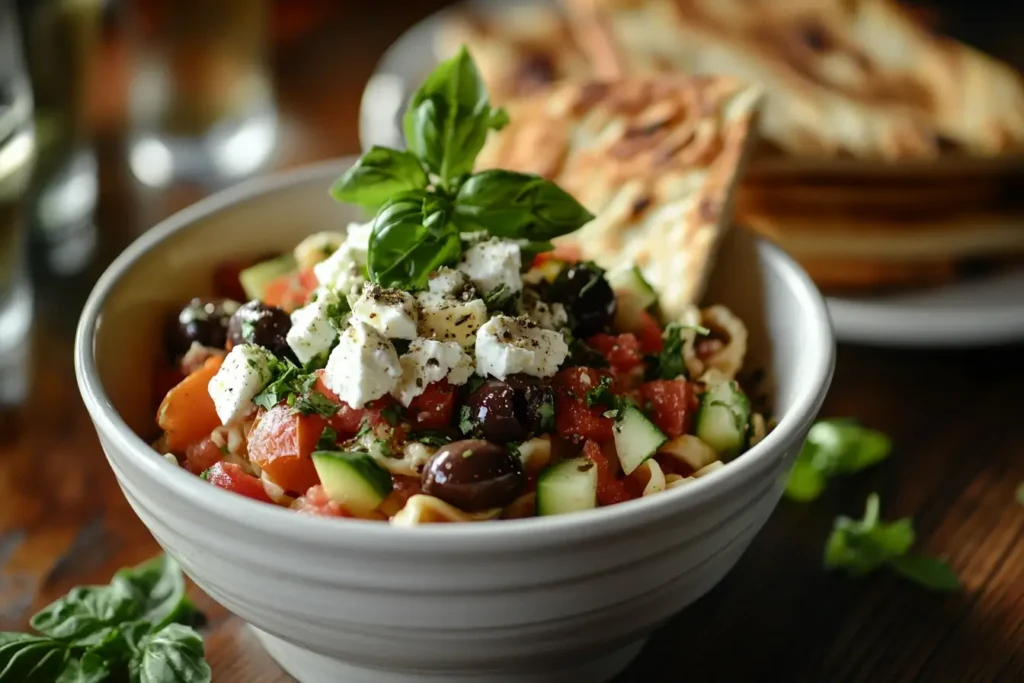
[3,2,1024,682]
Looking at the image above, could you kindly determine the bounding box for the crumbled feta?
[322,320,402,408]
[207,344,276,425]
[475,315,569,380]
[458,238,523,296]
[344,220,374,255]
[312,243,365,295]
[416,292,488,347]
[293,232,348,271]
[351,283,419,340]
[523,292,568,330]
[427,266,473,299]
[395,339,474,406]
[287,292,343,365]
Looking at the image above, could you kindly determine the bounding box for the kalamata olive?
[549,262,616,336]
[227,300,293,358]
[421,439,526,511]
[166,298,240,358]
[464,380,525,442]
[504,375,555,434]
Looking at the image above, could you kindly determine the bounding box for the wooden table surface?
[3,2,1024,682]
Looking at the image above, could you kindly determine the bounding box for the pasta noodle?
[699,305,748,380]
[390,495,503,526]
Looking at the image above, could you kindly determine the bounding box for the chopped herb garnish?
[584,375,615,407]
[537,399,555,431]
[785,419,892,502]
[380,404,401,426]
[458,404,476,435]
[825,493,960,592]
[241,318,256,342]
[199,468,211,481]
[482,285,517,312]
[317,426,339,450]
[462,449,474,458]
[407,430,451,447]
[655,323,688,380]
[465,375,487,395]
[507,442,522,460]
[253,360,339,419]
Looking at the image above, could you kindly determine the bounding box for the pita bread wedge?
[435,4,591,103]
[476,76,763,318]
[564,0,1024,163]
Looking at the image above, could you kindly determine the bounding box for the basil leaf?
[111,555,188,630]
[0,633,68,681]
[783,460,826,503]
[785,419,891,502]
[517,240,555,270]
[584,375,615,407]
[56,653,109,683]
[403,47,507,185]
[368,193,460,289]
[453,170,594,241]
[890,555,962,592]
[656,323,688,380]
[129,624,210,683]
[30,585,136,644]
[329,146,428,212]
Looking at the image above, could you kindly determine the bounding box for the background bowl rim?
[74,156,835,550]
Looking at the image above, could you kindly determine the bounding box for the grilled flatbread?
[476,76,762,318]
[564,0,1024,162]
[435,3,591,103]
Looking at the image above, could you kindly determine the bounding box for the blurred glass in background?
[15,0,101,278]
[126,0,277,187]
[0,0,36,408]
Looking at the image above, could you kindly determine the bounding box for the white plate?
[360,1,1024,348]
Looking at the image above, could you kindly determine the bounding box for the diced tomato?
[635,311,664,354]
[247,405,326,494]
[407,380,457,429]
[263,268,318,312]
[311,371,395,435]
[582,441,636,506]
[638,379,699,439]
[293,485,352,518]
[204,462,272,503]
[157,355,224,452]
[184,437,224,475]
[586,333,645,373]
[531,244,581,268]
[552,368,615,442]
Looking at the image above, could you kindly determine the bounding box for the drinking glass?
[126,0,277,187]
[0,1,37,408]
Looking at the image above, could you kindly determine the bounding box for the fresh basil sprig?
[0,555,210,683]
[785,419,892,502]
[331,46,593,291]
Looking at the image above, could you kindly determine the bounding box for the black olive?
[464,380,525,442]
[166,298,240,358]
[504,374,555,434]
[227,300,293,358]
[421,439,526,511]
[549,262,616,336]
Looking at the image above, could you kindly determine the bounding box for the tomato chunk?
[184,437,223,475]
[635,311,664,355]
[638,379,699,439]
[204,462,272,503]
[157,355,224,452]
[407,380,457,429]
[313,371,395,435]
[531,244,581,268]
[586,333,645,373]
[582,441,636,506]
[248,404,325,494]
[263,268,318,312]
[293,485,352,518]
[552,368,614,442]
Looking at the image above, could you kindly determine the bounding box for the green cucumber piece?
[239,254,298,301]
[535,458,598,516]
[608,265,657,332]
[312,451,393,515]
[613,403,668,475]
[695,380,751,458]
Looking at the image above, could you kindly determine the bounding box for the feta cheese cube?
[323,320,402,408]
[287,292,343,365]
[344,220,374,255]
[458,238,523,296]
[416,292,488,347]
[523,292,568,331]
[351,283,419,340]
[475,315,569,380]
[207,344,276,424]
[313,243,365,296]
[395,339,474,406]
[427,266,473,299]
[293,232,348,271]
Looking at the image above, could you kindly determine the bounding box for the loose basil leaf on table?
[55,652,109,683]
[368,192,461,289]
[0,633,70,681]
[329,146,429,212]
[129,623,211,683]
[453,170,595,241]
[30,585,137,644]
[403,46,508,187]
[785,419,892,502]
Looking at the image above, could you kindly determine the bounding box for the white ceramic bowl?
[75,158,834,683]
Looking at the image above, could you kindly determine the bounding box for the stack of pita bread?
[438,0,1024,294]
